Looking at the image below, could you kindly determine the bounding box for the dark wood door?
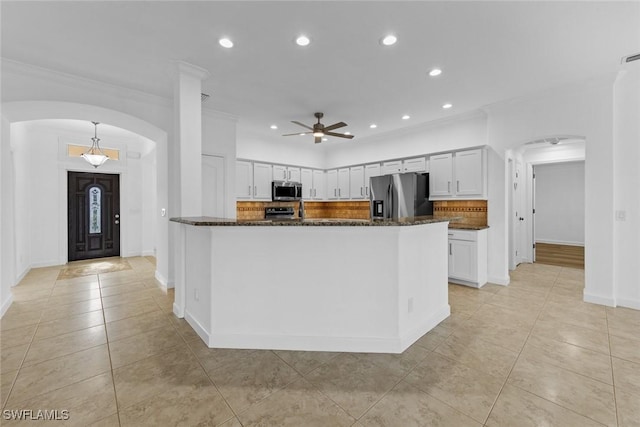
[68,172,120,261]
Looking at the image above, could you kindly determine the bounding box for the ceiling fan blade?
[282,132,311,136]
[323,122,347,131]
[291,121,313,130]
[325,131,354,139]
[314,136,322,144]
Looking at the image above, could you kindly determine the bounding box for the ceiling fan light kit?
[282,112,354,144]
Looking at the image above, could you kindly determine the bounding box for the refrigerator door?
[369,175,393,218]
[393,173,417,218]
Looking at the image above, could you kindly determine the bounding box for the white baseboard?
[1,294,14,318]
[583,290,616,307]
[488,275,510,286]
[399,305,450,351]
[31,260,62,268]
[185,310,210,344]
[172,302,184,318]
[141,250,155,257]
[615,297,640,311]
[536,239,584,247]
[15,267,30,285]
[154,270,173,290]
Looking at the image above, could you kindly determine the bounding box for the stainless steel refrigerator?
[370,173,433,219]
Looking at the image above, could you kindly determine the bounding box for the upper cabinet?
[363,164,381,198]
[236,160,253,199]
[429,148,486,200]
[236,161,272,200]
[337,168,350,199]
[273,165,301,182]
[326,169,339,200]
[381,160,402,175]
[312,169,326,200]
[300,168,313,199]
[349,166,365,199]
[402,156,427,173]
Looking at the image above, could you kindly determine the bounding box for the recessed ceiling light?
[429,68,442,77]
[219,38,233,48]
[344,131,351,135]
[370,124,377,129]
[295,35,311,46]
[322,138,328,142]
[381,34,397,46]
[270,125,278,130]
[442,103,453,109]
[299,133,306,136]
[402,115,410,120]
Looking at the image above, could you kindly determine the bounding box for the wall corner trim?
[488,275,510,286]
[615,297,640,311]
[583,290,616,307]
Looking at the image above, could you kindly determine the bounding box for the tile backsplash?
[433,200,488,227]
[236,201,371,220]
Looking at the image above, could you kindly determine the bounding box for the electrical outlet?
[408,297,414,313]
[194,288,199,301]
[161,208,166,217]
[616,210,626,221]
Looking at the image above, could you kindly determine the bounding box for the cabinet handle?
[449,243,452,255]
[457,181,460,192]
[448,181,451,192]
[338,188,341,197]
[248,185,251,196]
[360,187,363,196]
[254,186,257,196]
[288,170,291,180]
[334,189,337,197]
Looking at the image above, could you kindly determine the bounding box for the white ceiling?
[2,1,639,145]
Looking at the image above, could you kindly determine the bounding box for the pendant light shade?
[82,122,109,168]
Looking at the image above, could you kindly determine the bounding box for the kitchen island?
[170,216,455,353]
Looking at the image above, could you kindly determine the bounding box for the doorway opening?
[68,171,121,261]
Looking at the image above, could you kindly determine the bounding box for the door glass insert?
[89,186,101,234]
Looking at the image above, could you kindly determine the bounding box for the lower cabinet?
[448,229,488,288]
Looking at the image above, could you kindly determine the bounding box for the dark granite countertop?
[170,215,462,227]
[448,224,490,230]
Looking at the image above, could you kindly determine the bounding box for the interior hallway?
[1,258,639,426]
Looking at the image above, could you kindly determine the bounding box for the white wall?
[237,133,326,169]
[613,67,640,309]
[10,123,31,279]
[1,116,16,316]
[534,161,585,246]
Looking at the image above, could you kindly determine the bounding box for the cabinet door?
[364,164,381,199]
[349,166,365,199]
[381,160,402,175]
[312,170,326,199]
[449,239,477,282]
[454,149,483,196]
[326,170,338,199]
[288,167,301,183]
[338,168,350,199]
[429,153,453,197]
[272,165,287,181]
[300,168,313,199]
[235,160,253,199]
[253,163,273,200]
[403,157,426,173]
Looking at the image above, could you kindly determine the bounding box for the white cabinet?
[236,160,253,199]
[448,229,488,288]
[338,168,350,199]
[327,169,338,199]
[403,156,427,173]
[350,166,365,199]
[312,169,325,199]
[381,160,403,175]
[252,163,273,200]
[300,168,313,199]
[429,153,454,197]
[273,165,301,182]
[364,163,381,199]
[453,149,483,196]
[430,148,486,200]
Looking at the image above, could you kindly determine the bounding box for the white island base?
[172,219,451,354]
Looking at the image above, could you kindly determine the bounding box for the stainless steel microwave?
[272,181,302,201]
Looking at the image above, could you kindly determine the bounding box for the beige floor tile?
[538,305,608,334]
[105,310,172,342]
[108,326,184,368]
[99,281,147,297]
[1,343,29,374]
[494,285,549,302]
[88,414,121,427]
[610,334,640,364]
[10,287,53,302]
[35,310,105,340]
[23,325,107,367]
[0,323,38,348]
[274,350,340,375]
[305,353,401,419]
[101,289,160,309]
[353,343,430,377]
[469,304,538,330]
[208,350,302,414]
[434,332,519,380]
[39,298,103,322]
[616,387,640,427]
[414,327,449,350]
[47,288,103,306]
[453,321,530,352]
[404,352,504,424]
[530,318,610,355]
[2,298,50,315]
[219,417,243,427]
[119,378,233,427]
[8,345,111,405]
[237,377,355,427]
[507,355,616,426]
[3,372,117,426]
[1,370,18,407]
[50,280,100,296]
[55,275,101,286]
[612,357,640,396]
[167,315,201,341]
[102,298,160,323]
[608,312,640,342]
[485,294,544,317]
[544,297,607,317]
[486,384,603,427]
[432,312,470,336]
[186,338,257,372]
[360,380,481,427]
[152,295,174,313]
[113,346,206,410]
[1,310,42,331]
[521,335,613,384]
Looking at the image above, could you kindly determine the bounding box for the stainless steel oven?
[272,181,302,201]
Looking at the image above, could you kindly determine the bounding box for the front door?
[68,172,120,261]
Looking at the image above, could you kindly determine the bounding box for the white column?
[173,61,210,217]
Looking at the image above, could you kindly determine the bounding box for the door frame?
[60,168,129,265]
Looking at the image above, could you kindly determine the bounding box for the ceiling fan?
[282,112,355,143]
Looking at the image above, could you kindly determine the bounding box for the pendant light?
[81,121,109,168]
